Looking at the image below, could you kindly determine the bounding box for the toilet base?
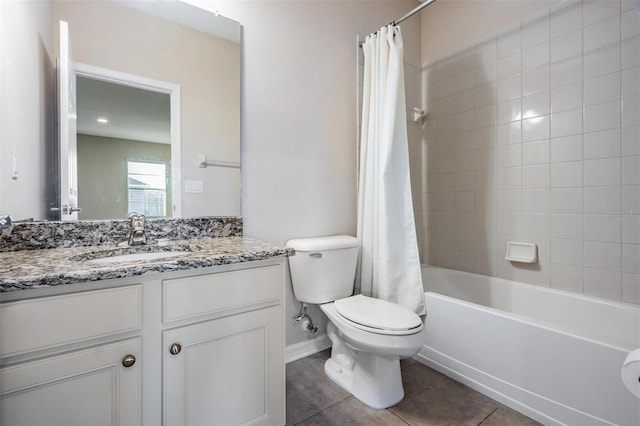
[324,323,405,409]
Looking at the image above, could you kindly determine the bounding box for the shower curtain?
[357,25,426,316]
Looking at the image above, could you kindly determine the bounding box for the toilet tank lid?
[285,235,359,251]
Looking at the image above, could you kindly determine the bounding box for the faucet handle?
[0,215,12,228]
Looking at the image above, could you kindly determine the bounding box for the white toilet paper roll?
[622,349,640,399]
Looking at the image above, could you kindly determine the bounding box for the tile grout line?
[476,406,501,425]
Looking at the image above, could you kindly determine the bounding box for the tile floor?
[286,350,541,426]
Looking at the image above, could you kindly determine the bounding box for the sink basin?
[87,251,189,264]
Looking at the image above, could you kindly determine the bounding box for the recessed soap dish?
[505,242,538,263]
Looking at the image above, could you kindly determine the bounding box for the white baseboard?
[285,334,332,364]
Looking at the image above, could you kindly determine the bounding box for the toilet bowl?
[285,235,426,409]
[320,295,424,409]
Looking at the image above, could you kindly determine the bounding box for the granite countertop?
[0,237,294,292]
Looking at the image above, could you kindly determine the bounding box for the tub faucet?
[127,212,147,246]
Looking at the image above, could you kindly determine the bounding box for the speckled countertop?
[0,237,294,292]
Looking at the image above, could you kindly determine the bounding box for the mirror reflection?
[0,0,241,221]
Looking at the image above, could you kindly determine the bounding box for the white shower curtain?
[357,25,426,316]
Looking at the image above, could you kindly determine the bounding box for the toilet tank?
[286,235,359,304]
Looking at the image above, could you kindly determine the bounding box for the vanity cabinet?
[0,259,286,426]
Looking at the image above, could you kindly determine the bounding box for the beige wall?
[421,0,560,65]
[186,0,422,347]
[0,0,54,220]
[54,0,241,217]
[77,134,171,220]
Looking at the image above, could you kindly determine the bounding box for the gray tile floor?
[286,350,541,426]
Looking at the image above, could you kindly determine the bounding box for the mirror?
[0,0,241,221]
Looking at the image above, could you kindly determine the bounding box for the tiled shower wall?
[414,0,640,304]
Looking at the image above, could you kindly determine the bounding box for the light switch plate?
[185,180,204,193]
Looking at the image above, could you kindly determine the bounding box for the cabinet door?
[163,306,284,426]
[1,338,141,426]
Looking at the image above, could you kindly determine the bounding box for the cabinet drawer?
[163,264,283,323]
[0,285,142,357]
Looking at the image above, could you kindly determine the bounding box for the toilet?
[286,235,425,409]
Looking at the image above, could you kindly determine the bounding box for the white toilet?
[286,235,425,409]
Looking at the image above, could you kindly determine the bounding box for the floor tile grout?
[477,406,500,425]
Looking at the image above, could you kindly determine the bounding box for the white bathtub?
[418,265,640,426]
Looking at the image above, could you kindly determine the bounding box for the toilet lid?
[334,294,422,332]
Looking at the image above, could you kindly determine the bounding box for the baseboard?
[285,334,332,364]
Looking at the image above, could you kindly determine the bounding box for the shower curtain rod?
[359,0,436,46]
[392,0,437,26]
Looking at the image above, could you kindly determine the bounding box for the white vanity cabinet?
[161,264,285,426]
[0,286,144,425]
[0,259,286,426]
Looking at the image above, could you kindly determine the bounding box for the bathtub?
[417,266,640,426]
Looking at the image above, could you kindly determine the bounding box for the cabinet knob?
[122,354,136,368]
[169,343,182,355]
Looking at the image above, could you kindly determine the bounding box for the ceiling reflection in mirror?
[0,0,241,222]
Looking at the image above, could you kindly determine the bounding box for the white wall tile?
[496,121,522,145]
[584,44,621,79]
[623,155,640,184]
[551,214,583,239]
[523,115,550,142]
[550,135,583,163]
[551,161,583,187]
[583,268,622,300]
[522,91,550,119]
[584,72,621,106]
[496,144,522,168]
[523,140,550,165]
[623,96,640,127]
[584,214,621,242]
[584,129,621,159]
[549,57,582,88]
[419,0,639,305]
[584,186,622,214]
[622,243,640,273]
[622,37,640,69]
[496,52,522,80]
[550,82,582,113]
[496,212,523,234]
[622,67,640,97]
[584,100,622,133]
[584,15,621,53]
[495,166,522,190]
[550,188,583,213]
[622,272,640,303]
[523,213,550,237]
[523,43,550,72]
[497,189,522,212]
[496,74,522,101]
[584,157,622,186]
[550,108,583,138]
[551,238,583,265]
[475,39,497,65]
[455,90,475,113]
[550,263,584,292]
[550,2,583,39]
[583,0,620,27]
[497,98,522,124]
[622,215,640,243]
[584,240,622,270]
[497,26,522,58]
[550,30,582,63]
[523,67,551,95]
[523,164,550,189]
[523,14,550,49]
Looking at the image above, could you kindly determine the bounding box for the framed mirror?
[0,0,241,221]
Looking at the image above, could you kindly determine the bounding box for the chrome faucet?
[0,215,12,229]
[127,213,147,246]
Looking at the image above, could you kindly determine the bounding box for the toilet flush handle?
[309,252,322,258]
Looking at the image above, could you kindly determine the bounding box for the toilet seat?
[333,295,423,335]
